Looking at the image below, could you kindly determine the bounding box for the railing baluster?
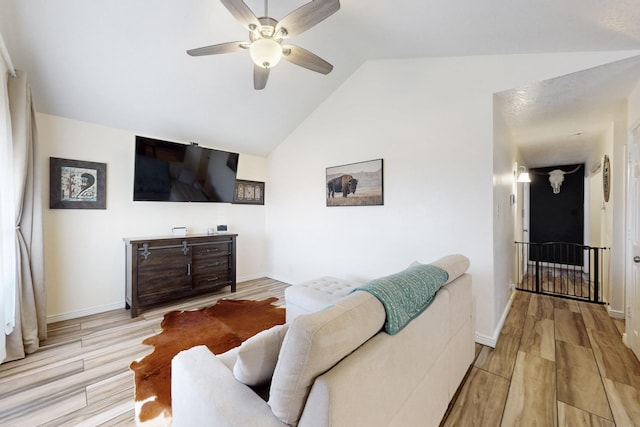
[593,250,600,302]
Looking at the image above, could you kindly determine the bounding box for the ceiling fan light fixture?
[249,38,282,69]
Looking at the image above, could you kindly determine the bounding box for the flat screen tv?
[133,136,239,203]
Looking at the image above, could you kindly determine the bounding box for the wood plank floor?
[1,281,639,426]
[443,291,640,426]
[0,278,288,426]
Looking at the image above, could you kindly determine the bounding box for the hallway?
[443,291,640,426]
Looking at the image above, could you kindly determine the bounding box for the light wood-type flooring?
[443,290,640,426]
[1,279,639,426]
[518,266,600,303]
[0,278,288,426]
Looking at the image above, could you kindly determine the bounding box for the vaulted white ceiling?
[2,0,640,158]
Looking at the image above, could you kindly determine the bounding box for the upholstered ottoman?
[285,277,360,323]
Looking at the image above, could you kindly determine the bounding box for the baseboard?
[475,332,497,348]
[606,306,625,319]
[237,273,269,282]
[47,302,123,324]
[47,275,271,324]
[264,272,293,285]
[475,290,515,348]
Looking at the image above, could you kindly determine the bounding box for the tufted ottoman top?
[284,277,360,323]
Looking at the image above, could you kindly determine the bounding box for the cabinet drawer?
[192,242,230,260]
[193,271,231,289]
[193,256,229,273]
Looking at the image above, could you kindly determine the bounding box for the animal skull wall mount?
[548,170,566,194]
[534,165,582,194]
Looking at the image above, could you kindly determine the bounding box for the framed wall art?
[49,157,107,209]
[326,158,383,207]
[234,180,265,205]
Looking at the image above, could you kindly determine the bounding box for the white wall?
[35,51,640,336]
[588,126,612,302]
[492,95,519,339]
[609,119,629,315]
[38,113,269,321]
[266,51,640,341]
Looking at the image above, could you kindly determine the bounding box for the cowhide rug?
[129,297,285,426]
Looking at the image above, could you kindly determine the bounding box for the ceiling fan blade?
[220,0,261,31]
[282,45,333,74]
[187,42,249,56]
[254,65,270,90]
[275,0,340,38]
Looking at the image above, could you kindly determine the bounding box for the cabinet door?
[191,241,231,289]
[137,246,192,301]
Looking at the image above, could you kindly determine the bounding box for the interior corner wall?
[589,125,613,302]
[266,51,640,340]
[37,113,269,321]
[492,96,517,333]
[609,119,629,315]
[630,80,640,125]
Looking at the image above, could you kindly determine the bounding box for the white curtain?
[0,38,17,363]
[1,34,46,363]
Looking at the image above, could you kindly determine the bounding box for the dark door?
[529,164,584,265]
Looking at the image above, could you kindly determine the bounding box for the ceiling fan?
[187,0,340,90]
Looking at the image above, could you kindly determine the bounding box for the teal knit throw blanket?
[353,264,449,335]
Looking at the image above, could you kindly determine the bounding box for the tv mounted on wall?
[133,135,239,203]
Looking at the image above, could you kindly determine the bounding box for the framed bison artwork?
[326,159,383,207]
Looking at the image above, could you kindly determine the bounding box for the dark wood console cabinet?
[124,234,237,317]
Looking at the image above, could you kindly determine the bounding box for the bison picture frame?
[326,159,383,207]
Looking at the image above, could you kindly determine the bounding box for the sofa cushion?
[232,323,289,386]
[268,291,385,426]
[215,346,239,371]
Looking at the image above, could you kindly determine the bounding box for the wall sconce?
[516,166,531,183]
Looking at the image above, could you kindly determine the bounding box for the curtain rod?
[0,33,16,78]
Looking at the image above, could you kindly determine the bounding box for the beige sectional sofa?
[172,255,474,427]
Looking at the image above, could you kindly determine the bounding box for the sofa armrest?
[172,345,285,427]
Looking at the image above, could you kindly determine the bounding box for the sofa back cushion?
[268,291,385,426]
[233,323,289,386]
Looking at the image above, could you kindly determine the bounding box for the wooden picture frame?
[326,158,384,207]
[49,157,107,209]
[234,180,265,205]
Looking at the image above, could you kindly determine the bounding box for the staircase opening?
[514,241,607,303]
[515,163,608,303]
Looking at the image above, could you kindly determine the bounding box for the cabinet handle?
[206,262,221,267]
[187,263,191,276]
[206,277,219,282]
[205,248,219,253]
[141,243,151,260]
